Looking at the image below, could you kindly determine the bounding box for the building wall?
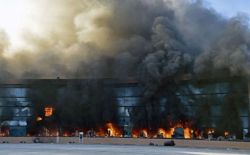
[0,84,31,136]
[0,78,249,138]
[115,78,250,137]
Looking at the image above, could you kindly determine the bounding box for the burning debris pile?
[132,121,192,139]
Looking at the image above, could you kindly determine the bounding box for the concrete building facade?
[0,78,249,138]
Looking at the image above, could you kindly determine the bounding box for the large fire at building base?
[0,78,249,140]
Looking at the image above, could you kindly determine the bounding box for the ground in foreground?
[0,144,249,155]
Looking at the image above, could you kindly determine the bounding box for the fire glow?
[96,123,122,137]
[44,107,53,117]
[28,122,232,139]
[36,116,43,122]
[0,131,6,137]
[157,128,174,138]
[132,122,193,139]
[157,122,192,139]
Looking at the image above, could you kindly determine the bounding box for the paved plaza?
[0,144,249,155]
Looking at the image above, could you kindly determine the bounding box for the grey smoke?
[195,16,250,76]
[0,0,249,79]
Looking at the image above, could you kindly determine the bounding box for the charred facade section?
[0,78,249,139]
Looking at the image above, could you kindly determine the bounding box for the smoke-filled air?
[0,0,250,79]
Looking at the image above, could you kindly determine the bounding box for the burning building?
[0,77,249,139]
[115,77,250,139]
[0,0,249,140]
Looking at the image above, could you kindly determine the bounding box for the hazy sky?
[206,0,250,18]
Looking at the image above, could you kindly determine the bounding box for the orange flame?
[141,129,148,138]
[44,107,53,117]
[96,123,122,137]
[224,131,229,137]
[132,129,139,138]
[207,128,215,134]
[184,127,191,139]
[106,123,122,137]
[156,127,191,139]
[132,121,193,139]
[157,128,174,138]
[132,129,149,138]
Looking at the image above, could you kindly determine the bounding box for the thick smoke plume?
[0,0,249,79]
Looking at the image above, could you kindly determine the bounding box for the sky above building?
[206,0,250,18]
